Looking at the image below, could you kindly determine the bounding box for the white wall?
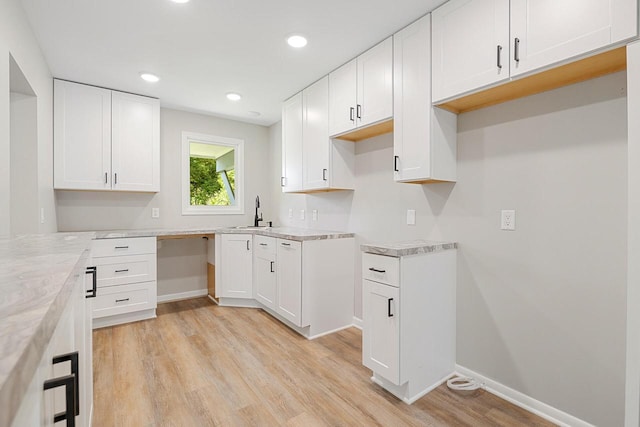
[56,107,271,297]
[1,0,57,237]
[269,72,628,426]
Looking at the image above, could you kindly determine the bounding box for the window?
[182,131,244,215]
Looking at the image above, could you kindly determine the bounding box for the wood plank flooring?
[93,298,555,427]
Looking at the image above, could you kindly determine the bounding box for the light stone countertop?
[360,239,457,257]
[0,232,95,427]
[94,226,354,241]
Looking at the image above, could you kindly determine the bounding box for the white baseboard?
[92,309,156,329]
[455,365,594,427]
[352,316,363,330]
[308,324,354,340]
[157,289,208,303]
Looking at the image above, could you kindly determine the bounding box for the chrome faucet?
[254,195,263,227]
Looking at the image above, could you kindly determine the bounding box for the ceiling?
[20,0,447,126]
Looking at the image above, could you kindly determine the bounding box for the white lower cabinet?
[11,256,93,427]
[254,235,277,309]
[216,234,254,300]
[362,248,456,404]
[275,239,303,326]
[241,235,355,338]
[91,237,158,328]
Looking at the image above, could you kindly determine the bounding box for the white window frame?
[181,131,245,215]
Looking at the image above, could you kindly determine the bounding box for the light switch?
[312,209,318,221]
[299,209,305,220]
[407,209,416,225]
[288,208,293,219]
[152,208,160,218]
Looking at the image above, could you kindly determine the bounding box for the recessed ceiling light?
[287,35,308,48]
[226,92,242,101]
[248,111,261,117]
[140,72,160,83]
[170,0,190,3]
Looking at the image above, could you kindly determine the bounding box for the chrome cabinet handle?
[349,107,355,122]
[356,104,362,119]
[514,38,520,62]
[497,45,503,69]
[322,169,327,181]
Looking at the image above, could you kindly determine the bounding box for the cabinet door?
[432,0,510,102]
[363,280,400,384]
[111,92,160,192]
[254,237,277,310]
[219,234,253,299]
[328,59,357,136]
[357,37,393,128]
[276,239,303,326]
[393,15,433,182]
[54,79,112,190]
[510,0,637,77]
[303,77,330,190]
[282,93,303,192]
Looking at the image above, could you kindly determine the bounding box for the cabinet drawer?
[92,237,156,257]
[94,254,157,287]
[362,253,399,287]
[254,235,276,256]
[93,281,157,319]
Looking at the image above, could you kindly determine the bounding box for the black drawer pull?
[514,37,520,62]
[85,266,97,298]
[388,298,394,317]
[394,156,399,172]
[259,243,268,246]
[115,298,130,303]
[368,267,386,273]
[114,269,129,273]
[349,106,355,122]
[46,351,80,425]
[114,246,129,249]
[270,261,275,273]
[281,242,291,246]
[44,374,76,426]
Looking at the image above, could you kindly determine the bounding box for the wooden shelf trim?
[332,119,394,142]
[437,47,627,114]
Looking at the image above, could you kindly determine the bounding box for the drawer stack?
[91,237,157,328]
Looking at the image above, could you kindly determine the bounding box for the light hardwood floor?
[93,298,554,427]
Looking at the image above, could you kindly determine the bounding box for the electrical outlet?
[152,208,160,218]
[299,209,305,220]
[312,209,318,221]
[288,208,293,219]
[501,210,516,230]
[406,209,416,225]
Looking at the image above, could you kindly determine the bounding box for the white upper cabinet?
[111,92,160,192]
[510,0,638,77]
[432,0,637,103]
[393,14,457,183]
[54,80,112,190]
[282,78,354,193]
[329,37,393,137]
[303,77,331,190]
[281,93,303,193]
[432,0,510,103]
[328,59,358,136]
[54,79,160,192]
